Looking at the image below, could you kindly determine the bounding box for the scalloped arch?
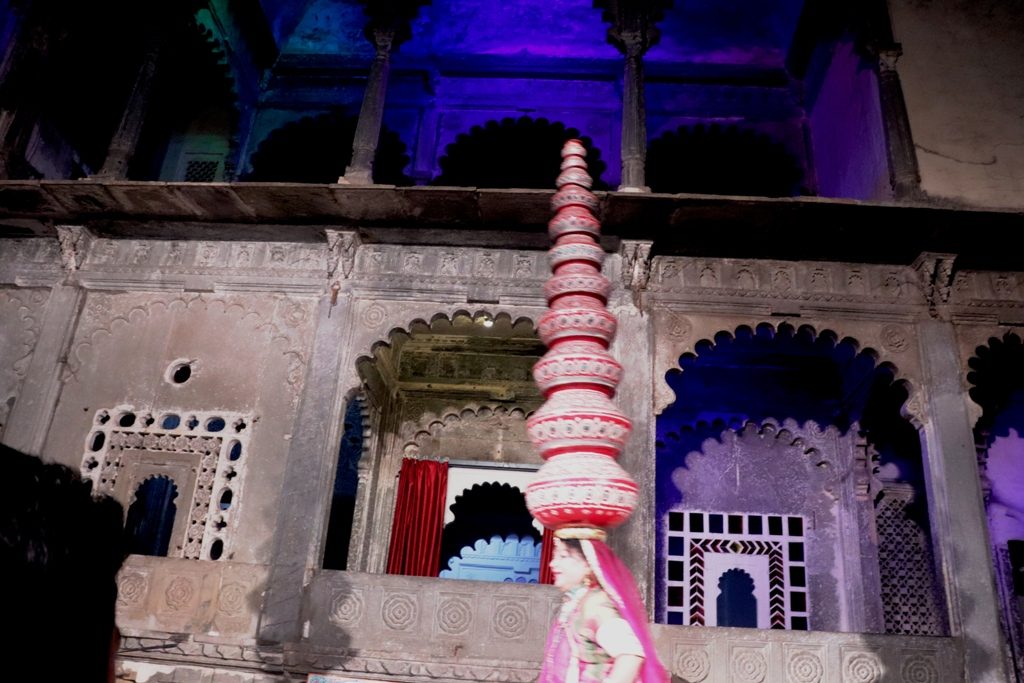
[245,110,411,184]
[405,403,533,452]
[356,309,539,371]
[967,331,1024,436]
[660,320,921,428]
[434,116,607,189]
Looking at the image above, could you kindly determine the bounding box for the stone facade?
[2,2,1024,682]
[0,233,1017,682]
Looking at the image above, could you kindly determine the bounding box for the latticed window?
[876,489,946,635]
[184,159,220,182]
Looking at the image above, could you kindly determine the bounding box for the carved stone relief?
[351,245,548,300]
[64,293,312,399]
[75,238,328,292]
[0,239,62,283]
[648,256,929,309]
[115,555,266,640]
[403,403,538,463]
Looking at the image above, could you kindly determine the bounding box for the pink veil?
[537,539,668,683]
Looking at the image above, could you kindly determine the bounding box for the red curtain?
[386,458,448,577]
[539,526,555,584]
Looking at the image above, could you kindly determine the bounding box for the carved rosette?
[526,141,638,531]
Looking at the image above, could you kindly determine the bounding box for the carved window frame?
[81,406,253,560]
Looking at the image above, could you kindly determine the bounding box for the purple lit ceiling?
[279,0,806,71]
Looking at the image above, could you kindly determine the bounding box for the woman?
[540,532,668,683]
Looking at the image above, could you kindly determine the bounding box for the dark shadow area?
[245,111,411,184]
[323,396,365,571]
[434,116,607,189]
[647,123,806,197]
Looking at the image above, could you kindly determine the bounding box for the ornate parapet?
[652,624,960,683]
[294,570,561,682]
[115,561,964,682]
[116,555,268,644]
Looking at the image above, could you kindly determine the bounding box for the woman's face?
[550,539,592,592]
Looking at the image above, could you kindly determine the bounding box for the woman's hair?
[559,538,586,557]
[1,444,126,682]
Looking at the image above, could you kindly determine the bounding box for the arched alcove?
[434,116,606,189]
[646,123,806,196]
[716,568,758,628]
[124,475,179,557]
[344,310,544,573]
[440,481,540,575]
[968,331,1024,679]
[244,111,411,184]
[656,321,943,634]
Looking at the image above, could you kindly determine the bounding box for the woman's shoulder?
[580,587,621,622]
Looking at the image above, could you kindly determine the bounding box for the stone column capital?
[876,44,903,72]
[370,27,395,56]
[609,28,653,58]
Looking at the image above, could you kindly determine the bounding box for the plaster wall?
[0,286,48,438]
[891,0,1024,208]
[42,289,317,565]
[806,40,890,200]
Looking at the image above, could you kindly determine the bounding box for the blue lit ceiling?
[277,0,806,71]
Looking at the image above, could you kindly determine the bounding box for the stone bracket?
[326,229,361,282]
[913,252,957,315]
[55,224,89,272]
[620,239,653,310]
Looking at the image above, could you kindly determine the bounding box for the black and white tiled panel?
[665,510,809,630]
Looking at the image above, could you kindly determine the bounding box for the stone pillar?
[257,290,359,645]
[94,38,161,179]
[609,289,656,611]
[362,397,406,573]
[615,32,650,193]
[874,45,923,200]
[340,28,395,185]
[3,228,89,454]
[917,320,1010,682]
[604,2,660,193]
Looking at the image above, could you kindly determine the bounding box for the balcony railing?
[115,556,962,682]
